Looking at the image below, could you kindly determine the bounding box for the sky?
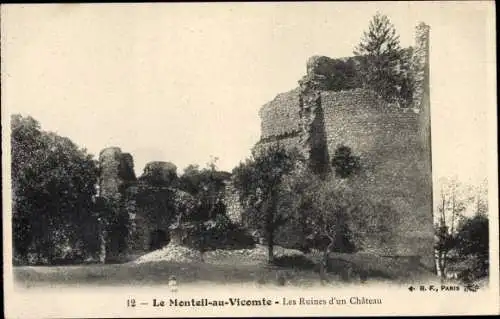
[1,2,496,187]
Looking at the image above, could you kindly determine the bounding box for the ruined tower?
[98,147,136,200]
[227,22,434,267]
[97,147,137,262]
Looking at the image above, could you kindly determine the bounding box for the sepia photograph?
[2,2,498,317]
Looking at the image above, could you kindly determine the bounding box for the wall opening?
[148,229,170,251]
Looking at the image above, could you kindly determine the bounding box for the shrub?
[331,145,361,178]
[271,255,316,270]
[181,214,256,251]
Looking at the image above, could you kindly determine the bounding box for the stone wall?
[321,89,433,259]
[130,176,195,253]
[259,88,302,140]
[252,133,302,159]
[98,149,197,257]
[97,147,138,262]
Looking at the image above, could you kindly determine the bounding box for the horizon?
[2,3,495,187]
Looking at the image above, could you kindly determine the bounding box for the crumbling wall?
[98,147,137,262]
[252,133,302,159]
[132,183,195,252]
[259,88,302,140]
[412,23,431,113]
[119,153,136,182]
[254,55,334,173]
[99,147,136,200]
[131,162,194,253]
[304,55,362,91]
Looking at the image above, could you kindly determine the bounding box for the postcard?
[2,2,498,317]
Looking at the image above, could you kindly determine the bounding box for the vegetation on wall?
[331,145,361,178]
[353,12,412,105]
[298,13,416,106]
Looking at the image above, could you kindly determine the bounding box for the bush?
[331,145,361,178]
[204,215,255,250]
[271,255,316,270]
[178,214,255,251]
[455,214,489,279]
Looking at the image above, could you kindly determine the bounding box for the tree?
[278,166,321,252]
[11,115,46,263]
[232,145,299,263]
[178,158,231,221]
[286,174,398,283]
[94,196,131,260]
[434,177,468,279]
[135,183,178,234]
[453,180,489,280]
[11,114,99,264]
[306,181,355,268]
[472,178,488,217]
[354,13,405,103]
[455,214,489,279]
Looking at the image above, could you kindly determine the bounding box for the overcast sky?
[1,2,495,187]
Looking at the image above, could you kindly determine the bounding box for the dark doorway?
[149,229,169,251]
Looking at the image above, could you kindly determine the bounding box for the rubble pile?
[134,243,202,264]
[133,244,304,265]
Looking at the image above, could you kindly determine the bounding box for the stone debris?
[133,244,304,265]
[205,245,304,264]
[134,243,203,264]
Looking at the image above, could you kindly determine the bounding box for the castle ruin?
[97,22,434,268]
[225,22,434,267]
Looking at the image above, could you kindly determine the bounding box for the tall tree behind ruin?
[354,13,406,103]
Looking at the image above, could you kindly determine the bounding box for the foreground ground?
[14,244,439,288]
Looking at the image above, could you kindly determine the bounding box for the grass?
[14,262,320,288]
[14,250,435,288]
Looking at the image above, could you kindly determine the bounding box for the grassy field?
[14,262,317,288]
[14,250,436,288]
